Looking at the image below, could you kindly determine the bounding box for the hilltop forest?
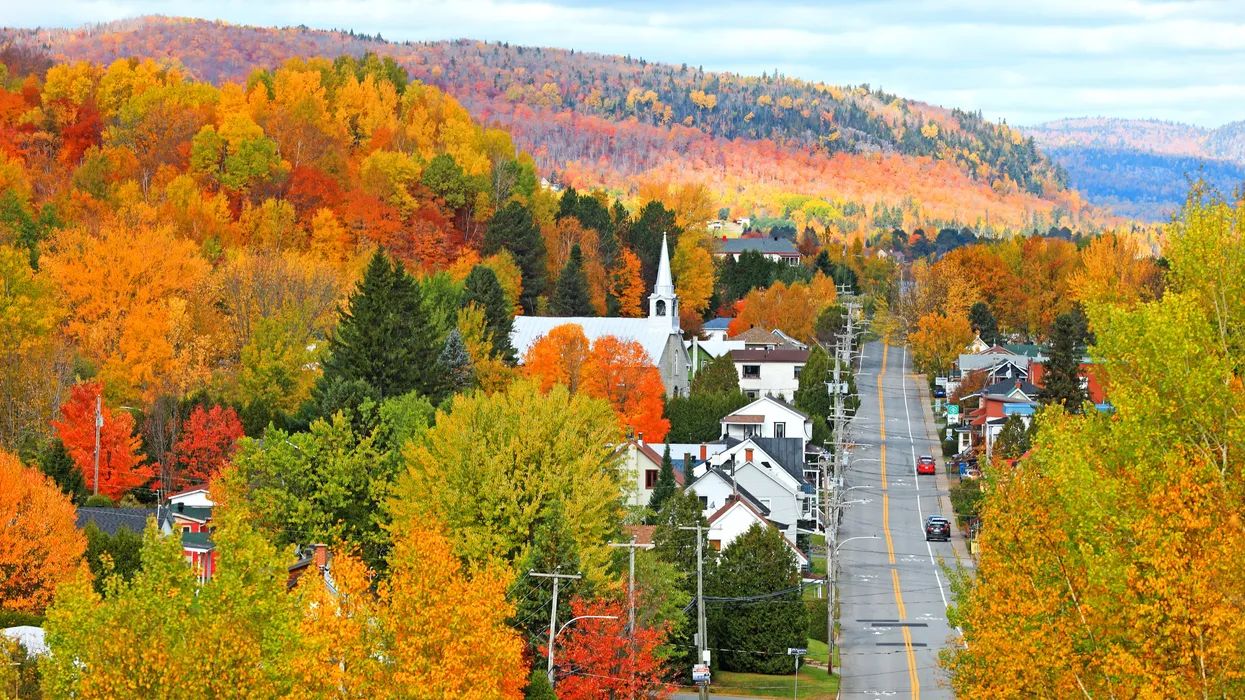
[2,16,1117,238]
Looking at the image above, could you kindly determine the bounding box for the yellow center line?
[891,568,907,619]
[882,493,895,564]
[904,626,920,699]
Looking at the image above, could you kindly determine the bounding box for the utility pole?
[530,570,582,688]
[610,537,645,698]
[824,288,859,677]
[92,394,102,496]
[679,524,709,700]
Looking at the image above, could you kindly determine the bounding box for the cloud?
[10,0,1245,126]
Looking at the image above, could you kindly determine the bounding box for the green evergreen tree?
[994,414,1031,459]
[461,265,516,362]
[550,244,594,316]
[707,523,808,674]
[436,328,475,398]
[969,301,1000,346]
[523,668,557,700]
[652,488,713,680]
[483,201,547,314]
[321,250,437,399]
[40,438,87,504]
[555,186,579,220]
[1040,311,1089,413]
[420,153,471,209]
[631,201,680,289]
[814,304,847,347]
[83,521,144,595]
[649,443,678,515]
[510,501,582,645]
[794,345,833,446]
[665,391,752,442]
[691,353,742,396]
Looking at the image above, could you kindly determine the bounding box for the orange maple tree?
[52,381,149,500]
[583,336,670,442]
[0,449,87,613]
[523,324,593,394]
[174,405,244,486]
[553,588,674,700]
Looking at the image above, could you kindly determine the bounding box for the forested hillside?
[1025,117,1245,221]
[0,16,1110,237]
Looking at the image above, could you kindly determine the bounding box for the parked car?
[925,515,951,541]
[933,387,947,399]
[917,455,937,475]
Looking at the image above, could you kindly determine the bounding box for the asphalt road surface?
[834,342,971,699]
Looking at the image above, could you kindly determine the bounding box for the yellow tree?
[1068,232,1162,310]
[672,230,715,330]
[908,311,973,378]
[458,304,516,394]
[0,244,65,450]
[612,248,646,318]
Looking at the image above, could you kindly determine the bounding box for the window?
[746,390,758,399]
[656,300,666,316]
[710,539,722,551]
[760,498,772,511]
[774,422,786,439]
[802,499,811,514]
[645,469,659,489]
[698,496,709,509]
[743,365,760,378]
[744,448,754,462]
[794,365,804,379]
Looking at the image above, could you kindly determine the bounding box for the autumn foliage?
[553,588,675,700]
[173,405,244,486]
[0,449,87,613]
[524,324,670,442]
[728,272,838,343]
[52,381,148,499]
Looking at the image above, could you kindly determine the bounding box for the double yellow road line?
[877,345,919,699]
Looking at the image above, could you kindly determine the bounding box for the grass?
[700,667,840,699]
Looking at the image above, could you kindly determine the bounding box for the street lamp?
[827,536,880,676]
[549,615,618,687]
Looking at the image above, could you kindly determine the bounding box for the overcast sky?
[10,0,1245,127]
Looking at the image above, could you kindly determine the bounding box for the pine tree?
[321,250,437,399]
[1040,311,1088,413]
[461,265,515,362]
[436,328,475,398]
[994,414,1030,459]
[555,186,579,220]
[484,201,547,314]
[551,244,594,316]
[969,301,1000,345]
[814,304,847,347]
[707,523,808,674]
[39,439,87,504]
[691,353,741,396]
[523,668,558,700]
[794,345,832,446]
[649,443,678,515]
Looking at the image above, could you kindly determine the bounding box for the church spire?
[648,232,679,331]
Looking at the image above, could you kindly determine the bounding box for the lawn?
[696,666,840,699]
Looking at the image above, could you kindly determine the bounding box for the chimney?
[312,544,329,569]
[700,444,707,460]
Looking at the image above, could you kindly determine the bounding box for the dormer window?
[656,300,666,316]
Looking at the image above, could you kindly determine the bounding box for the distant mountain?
[1024,118,1245,221]
[2,16,1111,235]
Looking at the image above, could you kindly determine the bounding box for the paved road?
[835,342,971,699]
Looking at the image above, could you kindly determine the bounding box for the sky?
[8,0,1245,127]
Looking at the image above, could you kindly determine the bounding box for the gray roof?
[703,317,733,330]
[958,353,1030,372]
[693,468,772,516]
[76,507,156,536]
[510,317,679,367]
[749,437,809,483]
[984,380,1041,398]
[718,237,800,256]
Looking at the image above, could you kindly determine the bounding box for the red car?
[917,455,937,475]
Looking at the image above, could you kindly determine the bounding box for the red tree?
[174,405,245,486]
[52,381,148,500]
[583,336,670,443]
[553,589,675,700]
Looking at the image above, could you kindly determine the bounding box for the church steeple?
[649,233,679,331]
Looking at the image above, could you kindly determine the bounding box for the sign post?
[947,404,960,425]
[787,648,807,699]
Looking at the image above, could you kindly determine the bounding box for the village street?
[835,341,973,699]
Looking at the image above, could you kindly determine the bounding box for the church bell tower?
[648,233,680,332]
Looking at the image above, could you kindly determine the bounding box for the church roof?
[511,317,677,363]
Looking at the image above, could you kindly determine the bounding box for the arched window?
[656,300,666,316]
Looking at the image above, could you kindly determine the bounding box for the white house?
[616,439,683,508]
[512,234,690,397]
[705,497,808,567]
[692,437,819,539]
[732,348,809,401]
[701,317,733,342]
[715,236,800,264]
[719,396,812,444]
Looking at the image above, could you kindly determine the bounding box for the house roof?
[723,395,811,423]
[729,327,782,344]
[622,439,685,486]
[984,379,1041,397]
[511,317,678,368]
[722,415,764,424]
[717,237,801,257]
[170,505,213,523]
[167,486,210,501]
[181,530,214,551]
[690,468,771,516]
[705,497,809,565]
[76,507,156,536]
[623,524,657,547]
[672,458,698,481]
[1004,343,1047,358]
[748,437,808,483]
[703,317,733,330]
[731,349,810,364]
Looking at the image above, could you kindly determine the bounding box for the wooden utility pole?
[530,570,582,688]
[679,524,709,700]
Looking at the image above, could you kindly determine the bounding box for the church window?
[656,300,666,316]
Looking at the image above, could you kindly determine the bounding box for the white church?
[510,234,691,397]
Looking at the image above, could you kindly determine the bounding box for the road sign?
[692,664,710,684]
[947,404,960,425]
[787,647,808,656]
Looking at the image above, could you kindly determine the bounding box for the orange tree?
[52,381,149,500]
[554,587,675,699]
[583,336,670,443]
[0,450,87,614]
